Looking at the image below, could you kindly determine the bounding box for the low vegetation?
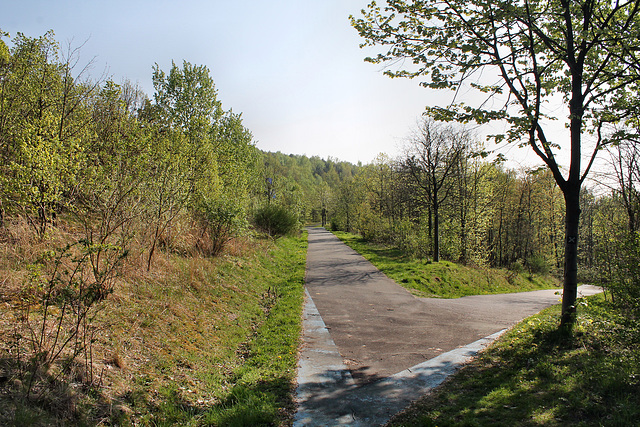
[0,222,308,426]
[332,231,559,298]
[253,204,301,237]
[388,294,640,426]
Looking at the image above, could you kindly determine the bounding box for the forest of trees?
[2,29,639,311]
[260,125,640,319]
[342,123,637,295]
[0,31,285,266]
[0,31,363,258]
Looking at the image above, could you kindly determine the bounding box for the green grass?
[388,294,640,426]
[131,234,307,426]
[1,233,308,426]
[332,231,559,298]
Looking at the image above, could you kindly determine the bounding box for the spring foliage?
[0,29,259,406]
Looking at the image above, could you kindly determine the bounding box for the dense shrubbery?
[600,232,640,315]
[195,195,248,256]
[253,204,300,237]
[526,254,550,275]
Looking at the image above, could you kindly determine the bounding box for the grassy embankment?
[0,226,307,426]
[389,297,640,426]
[332,230,559,298]
[333,231,640,425]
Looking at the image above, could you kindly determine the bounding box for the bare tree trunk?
[561,177,581,328]
[433,198,440,262]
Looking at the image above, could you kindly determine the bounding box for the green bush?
[357,211,391,243]
[394,220,432,259]
[394,219,418,255]
[330,217,343,232]
[607,232,640,314]
[253,205,299,237]
[510,259,525,274]
[195,196,247,256]
[526,254,549,275]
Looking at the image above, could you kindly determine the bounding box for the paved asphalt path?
[295,227,602,426]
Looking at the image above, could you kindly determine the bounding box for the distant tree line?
[258,123,640,317]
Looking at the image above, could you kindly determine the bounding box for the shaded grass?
[388,294,640,426]
[0,232,308,426]
[332,231,559,298]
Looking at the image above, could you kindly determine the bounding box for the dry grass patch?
[0,218,307,426]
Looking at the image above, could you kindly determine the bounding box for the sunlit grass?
[388,294,640,426]
[131,233,308,426]
[332,230,559,298]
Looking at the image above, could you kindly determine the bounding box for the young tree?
[211,109,258,204]
[352,0,640,328]
[608,140,640,233]
[0,31,92,236]
[335,178,364,232]
[403,119,468,262]
[152,60,223,202]
[77,80,149,256]
[364,153,402,225]
[152,61,221,143]
[152,61,256,257]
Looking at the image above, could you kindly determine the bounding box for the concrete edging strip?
[294,289,506,426]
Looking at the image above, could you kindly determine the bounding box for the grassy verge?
[332,231,559,298]
[388,294,640,426]
[0,232,308,426]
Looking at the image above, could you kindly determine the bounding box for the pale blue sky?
[3,0,452,164]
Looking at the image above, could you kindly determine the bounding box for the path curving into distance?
[295,226,602,426]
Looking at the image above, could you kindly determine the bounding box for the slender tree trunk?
[459,162,468,264]
[561,177,581,328]
[557,54,584,329]
[497,206,504,267]
[460,203,467,264]
[147,226,159,272]
[427,205,432,241]
[433,197,440,262]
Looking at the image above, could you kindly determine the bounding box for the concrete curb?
[295,288,357,425]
